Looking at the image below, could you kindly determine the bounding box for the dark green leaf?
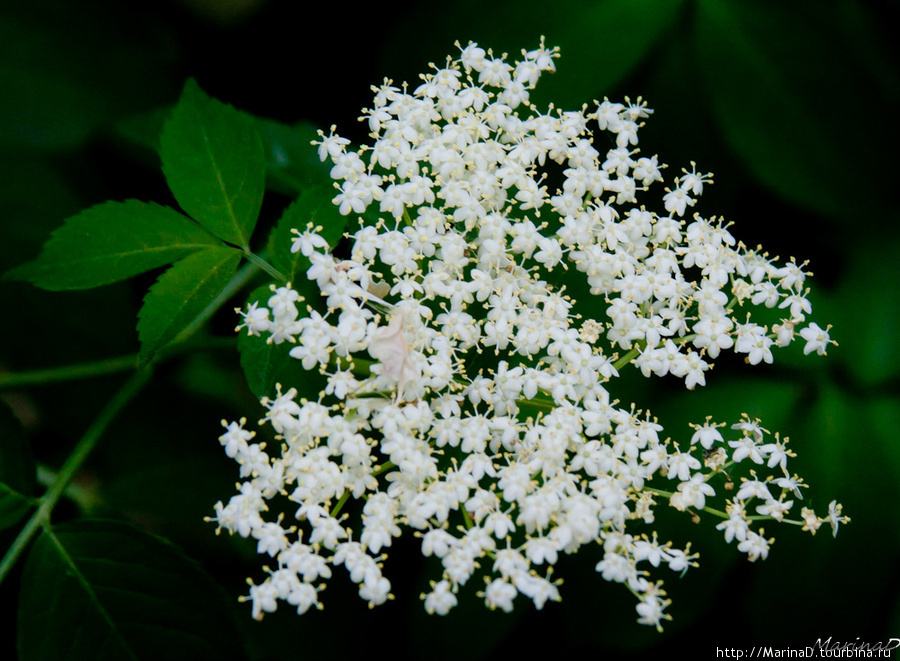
[113,106,169,159]
[868,396,900,504]
[137,246,242,364]
[119,110,333,197]
[694,0,889,220]
[4,200,220,291]
[0,400,36,529]
[800,380,852,497]
[253,117,332,195]
[651,374,803,441]
[384,0,683,111]
[828,238,900,386]
[0,483,34,530]
[160,79,265,249]
[267,184,349,284]
[18,519,248,661]
[532,0,685,108]
[238,327,297,401]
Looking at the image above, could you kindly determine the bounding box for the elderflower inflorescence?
[210,41,846,629]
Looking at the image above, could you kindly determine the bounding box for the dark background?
[1,0,898,658]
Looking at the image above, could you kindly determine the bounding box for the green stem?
[244,250,286,283]
[643,486,729,518]
[36,465,98,514]
[1,255,257,390]
[0,355,137,389]
[0,368,152,585]
[330,491,351,518]
[372,461,397,478]
[460,504,472,530]
[0,249,275,581]
[613,346,641,371]
[0,337,236,391]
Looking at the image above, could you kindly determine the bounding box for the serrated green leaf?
[4,200,220,290]
[237,284,312,400]
[137,246,241,364]
[0,400,36,529]
[119,109,332,197]
[160,79,265,249]
[267,184,349,284]
[18,519,248,661]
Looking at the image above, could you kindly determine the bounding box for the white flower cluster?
[210,41,846,629]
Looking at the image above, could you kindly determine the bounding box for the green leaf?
[160,79,265,249]
[267,184,349,284]
[865,396,900,543]
[694,0,888,220]
[384,0,683,111]
[18,519,248,661]
[828,238,900,386]
[137,246,242,364]
[238,327,297,401]
[252,117,333,195]
[4,200,220,290]
[651,374,804,441]
[237,284,311,400]
[532,0,685,108]
[0,400,36,530]
[118,110,333,197]
[799,380,853,497]
[113,106,169,159]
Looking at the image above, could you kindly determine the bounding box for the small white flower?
[290,226,329,256]
[826,500,849,538]
[799,322,834,355]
